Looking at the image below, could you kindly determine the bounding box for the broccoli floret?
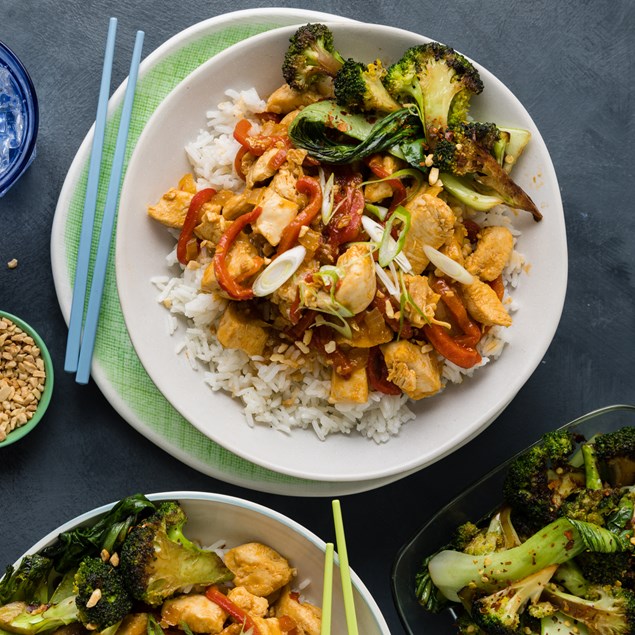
[542,584,635,635]
[383,42,483,144]
[471,565,558,634]
[560,488,625,527]
[334,58,401,113]
[576,550,635,590]
[593,427,635,487]
[427,517,628,602]
[119,501,233,606]
[0,558,130,635]
[0,556,54,605]
[74,558,132,631]
[503,430,582,535]
[282,23,344,91]
[432,130,542,220]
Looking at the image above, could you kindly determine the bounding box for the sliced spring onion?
[252,245,307,297]
[361,215,413,273]
[378,206,411,269]
[364,203,388,221]
[320,170,336,225]
[314,311,353,340]
[374,262,400,300]
[423,244,474,285]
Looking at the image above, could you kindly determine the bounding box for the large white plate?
[13,491,391,635]
[116,22,567,482]
[52,10,417,496]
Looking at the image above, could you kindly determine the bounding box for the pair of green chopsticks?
[321,500,359,635]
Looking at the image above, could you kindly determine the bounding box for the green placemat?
[62,17,320,491]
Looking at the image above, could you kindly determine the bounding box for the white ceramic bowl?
[116,23,567,482]
[15,491,390,635]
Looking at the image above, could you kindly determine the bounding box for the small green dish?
[0,310,54,447]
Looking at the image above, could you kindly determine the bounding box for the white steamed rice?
[151,88,526,443]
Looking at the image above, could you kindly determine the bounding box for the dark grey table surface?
[1,1,633,633]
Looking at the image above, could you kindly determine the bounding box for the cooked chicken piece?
[380,340,442,399]
[274,586,321,635]
[265,83,324,114]
[254,188,299,246]
[337,307,392,348]
[364,178,393,203]
[403,275,440,328]
[116,614,149,635]
[461,278,512,327]
[194,204,229,243]
[222,188,262,220]
[439,224,467,266]
[219,617,286,635]
[161,594,227,634]
[403,192,456,274]
[224,542,295,597]
[227,586,269,618]
[334,243,377,315]
[178,173,198,194]
[50,625,86,635]
[271,259,318,318]
[270,155,307,204]
[200,235,263,294]
[329,360,369,405]
[147,187,194,229]
[246,147,281,188]
[363,155,401,203]
[216,303,269,356]
[464,226,514,281]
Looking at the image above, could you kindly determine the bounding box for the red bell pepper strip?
[431,277,482,348]
[213,206,262,300]
[367,346,401,395]
[233,118,289,156]
[234,145,249,181]
[205,586,261,635]
[176,188,217,265]
[423,323,482,369]
[488,274,505,301]
[277,176,323,254]
[325,171,364,249]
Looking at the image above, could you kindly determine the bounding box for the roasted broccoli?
[383,42,483,144]
[502,429,582,535]
[334,58,401,113]
[470,566,558,634]
[541,584,635,635]
[119,501,233,606]
[432,130,542,220]
[74,558,132,631]
[0,558,131,635]
[282,23,344,92]
[594,426,635,487]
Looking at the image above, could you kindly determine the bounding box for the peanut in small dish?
[0,317,47,442]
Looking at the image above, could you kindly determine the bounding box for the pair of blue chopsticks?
[64,18,144,384]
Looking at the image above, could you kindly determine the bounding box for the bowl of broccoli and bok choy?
[0,492,391,635]
[390,404,635,635]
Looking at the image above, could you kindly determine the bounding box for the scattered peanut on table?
[0,317,46,441]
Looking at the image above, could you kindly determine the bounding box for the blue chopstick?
[64,17,118,373]
[75,29,145,385]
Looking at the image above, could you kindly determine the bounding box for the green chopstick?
[321,542,334,635]
[332,499,359,635]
